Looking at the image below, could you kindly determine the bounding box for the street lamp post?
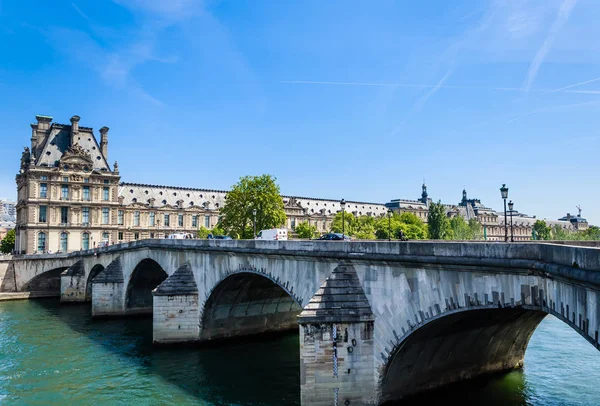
[500,184,509,242]
[340,199,346,237]
[252,208,257,238]
[508,200,514,242]
[387,209,392,241]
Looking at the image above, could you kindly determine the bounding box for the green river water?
[1,298,599,405]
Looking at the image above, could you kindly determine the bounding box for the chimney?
[100,126,109,161]
[35,115,52,150]
[30,123,38,152]
[70,115,80,147]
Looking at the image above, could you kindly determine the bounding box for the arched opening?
[126,259,167,314]
[85,264,105,301]
[200,272,303,341]
[380,308,547,404]
[23,267,69,293]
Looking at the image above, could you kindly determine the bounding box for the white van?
[255,228,288,241]
[167,233,194,239]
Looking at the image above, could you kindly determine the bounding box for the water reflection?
[1,300,600,406]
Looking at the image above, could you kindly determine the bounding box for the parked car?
[208,234,232,240]
[255,228,288,240]
[316,233,351,241]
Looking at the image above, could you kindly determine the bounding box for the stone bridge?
[5,240,600,405]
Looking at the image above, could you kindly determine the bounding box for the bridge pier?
[152,263,199,344]
[298,264,376,406]
[60,260,86,303]
[91,257,125,317]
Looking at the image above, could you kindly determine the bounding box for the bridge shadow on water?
[33,298,301,406]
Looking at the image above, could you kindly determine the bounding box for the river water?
[0,299,599,406]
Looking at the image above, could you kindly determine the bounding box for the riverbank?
[0,291,57,301]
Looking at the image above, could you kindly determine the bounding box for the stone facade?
[14,115,390,254]
[14,114,585,254]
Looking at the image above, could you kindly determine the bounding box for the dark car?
[207,234,232,240]
[316,233,351,241]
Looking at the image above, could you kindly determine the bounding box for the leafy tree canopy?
[427,201,452,240]
[295,221,319,239]
[374,212,428,240]
[219,175,286,239]
[0,229,15,254]
[532,220,552,241]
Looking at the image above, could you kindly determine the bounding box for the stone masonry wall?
[153,294,199,344]
[92,282,124,316]
[300,322,375,406]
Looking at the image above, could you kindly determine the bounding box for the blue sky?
[1,0,599,224]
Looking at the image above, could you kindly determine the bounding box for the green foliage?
[197,226,211,239]
[355,216,376,240]
[211,225,227,237]
[583,226,600,240]
[330,211,357,236]
[551,224,570,240]
[0,229,15,254]
[427,201,451,240]
[532,220,552,240]
[219,174,286,239]
[374,212,428,240]
[468,218,483,240]
[295,221,319,239]
[448,216,483,240]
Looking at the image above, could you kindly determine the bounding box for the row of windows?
[117,211,212,228]
[38,184,110,201]
[37,231,110,253]
[39,176,110,184]
[37,206,110,225]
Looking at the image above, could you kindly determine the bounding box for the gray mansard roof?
[35,123,110,171]
[118,182,389,215]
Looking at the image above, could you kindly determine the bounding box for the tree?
[468,218,483,240]
[449,216,470,240]
[0,229,15,254]
[448,217,483,240]
[427,201,451,240]
[219,175,287,239]
[552,224,570,240]
[197,226,211,239]
[374,212,427,240]
[354,216,376,240]
[295,221,319,239]
[330,211,357,236]
[583,226,600,240]
[211,225,227,237]
[532,220,552,240]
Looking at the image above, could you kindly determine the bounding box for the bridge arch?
[126,258,168,314]
[22,266,69,293]
[378,306,548,403]
[376,279,600,404]
[200,270,303,341]
[85,264,105,301]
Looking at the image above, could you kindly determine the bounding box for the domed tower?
[420,183,428,204]
[461,188,468,206]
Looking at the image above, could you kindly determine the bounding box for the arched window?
[37,232,46,253]
[82,232,90,250]
[60,232,68,252]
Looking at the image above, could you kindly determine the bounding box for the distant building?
[387,186,575,241]
[558,209,589,231]
[0,199,16,221]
